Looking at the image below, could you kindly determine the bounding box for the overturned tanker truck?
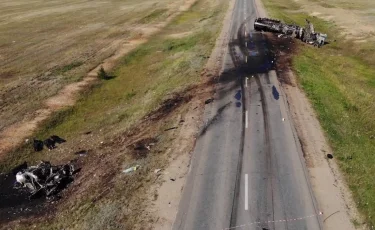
[254,18,327,47]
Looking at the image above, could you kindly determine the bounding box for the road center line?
[245,110,248,128]
[244,0,247,19]
[245,77,248,87]
[245,173,248,210]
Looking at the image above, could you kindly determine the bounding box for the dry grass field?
[0,0,182,133]
[293,0,375,39]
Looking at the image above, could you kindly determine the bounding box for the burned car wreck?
[254,18,327,47]
[14,161,76,199]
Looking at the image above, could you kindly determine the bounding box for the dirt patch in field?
[0,109,51,159]
[128,137,158,159]
[147,93,193,121]
[167,31,193,38]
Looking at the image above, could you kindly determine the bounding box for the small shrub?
[97,66,109,80]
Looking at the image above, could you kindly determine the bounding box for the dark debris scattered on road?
[205,98,214,104]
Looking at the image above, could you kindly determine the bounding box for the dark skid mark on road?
[254,74,276,230]
[272,85,279,100]
[228,17,284,230]
[228,19,276,77]
[199,101,232,137]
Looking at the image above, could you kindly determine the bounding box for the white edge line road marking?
[245,56,247,63]
[245,110,248,128]
[245,173,248,210]
[245,77,248,87]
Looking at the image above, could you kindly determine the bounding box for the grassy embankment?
[2,0,228,228]
[262,0,375,226]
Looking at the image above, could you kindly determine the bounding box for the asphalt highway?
[173,0,323,229]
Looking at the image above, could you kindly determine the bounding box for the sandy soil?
[149,99,203,229]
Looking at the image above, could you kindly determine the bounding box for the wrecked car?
[254,18,327,47]
[14,161,75,199]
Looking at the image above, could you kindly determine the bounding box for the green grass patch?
[263,0,375,226]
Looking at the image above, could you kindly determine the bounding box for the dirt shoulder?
[146,0,235,227]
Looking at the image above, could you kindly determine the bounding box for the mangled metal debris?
[14,161,76,199]
[254,18,327,47]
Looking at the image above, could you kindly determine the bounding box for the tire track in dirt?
[0,0,197,161]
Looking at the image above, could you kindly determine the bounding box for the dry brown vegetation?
[292,0,375,39]
[0,0,186,138]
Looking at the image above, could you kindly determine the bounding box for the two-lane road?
[173,0,323,229]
